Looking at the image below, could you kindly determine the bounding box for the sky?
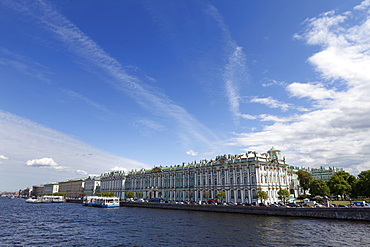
[1,0,370,191]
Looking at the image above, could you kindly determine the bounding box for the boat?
[26,198,42,203]
[41,195,65,203]
[83,196,120,207]
[25,195,64,203]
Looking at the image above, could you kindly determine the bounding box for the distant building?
[100,171,125,199]
[84,176,101,196]
[43,183,59,194]
[19,187,32,198]
[116,147,300,204]
[310,166,343,181]
[58,178,85,198]
[31,185,44,198]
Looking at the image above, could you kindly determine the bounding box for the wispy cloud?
[207,5,249,124]
[3,0,218,151]
[229,1,370,174]
[186,150,198,156]
[0,47,51,82]
[250,96,292,112]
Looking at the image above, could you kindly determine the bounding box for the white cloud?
[0,155,9,160]
[354,0,370,12]
[229,2,370,174]
[186,150,198,156]
[26,157,58,167]
[250,96,291,112]
[110,166,126,172]
[287,82,337,100]
[26,157,88,175]
[0,110,148,189]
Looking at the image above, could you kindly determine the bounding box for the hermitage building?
[100,147,300,204]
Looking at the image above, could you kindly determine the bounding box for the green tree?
[79,192,87,198]
[309,179,330,197]
[354,170,370,197]
[297,170,313,195]
[203,191,210,199]
[137,191,143,198]
[216,191,226,203]
[277,189,290,203]
[257,190,268,204]
[126,191,135,199]
[327,171,352,200]
[95,192,116,197]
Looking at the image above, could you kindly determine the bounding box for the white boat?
[83,196,120,207]
[26,198,42,203]
[41,195,65,203]
[25,195,64,203]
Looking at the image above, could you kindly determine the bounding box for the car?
[338,204,348,208]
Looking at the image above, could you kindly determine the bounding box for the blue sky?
[1,0,370,191]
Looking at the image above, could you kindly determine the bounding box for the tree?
[79,192,87,198]
[216,191,226,203]
[126,191,135,199]
[327,171,352,200]
[203,191,210,200]
[297,170,313,195]
[354,170,370,197]
[277,189,290,203]
[257,190,268,204]
[137,191,143,198]
[95,192,116,197]
[309,179,330,197]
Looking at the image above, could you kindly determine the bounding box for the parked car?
[287,202,302,208]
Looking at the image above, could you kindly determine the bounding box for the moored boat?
[83,196,119,207]
[41,195,65,203]
[26,198,42,203]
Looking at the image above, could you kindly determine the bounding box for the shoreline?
[65,199,370,221]
[119,201,370,221]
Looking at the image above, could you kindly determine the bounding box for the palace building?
[101,147,301,204]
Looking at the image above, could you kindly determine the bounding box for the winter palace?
[100,147,300,204]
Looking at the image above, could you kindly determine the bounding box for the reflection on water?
[1,197,369,246]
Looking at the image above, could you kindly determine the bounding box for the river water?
[1,197,369,246]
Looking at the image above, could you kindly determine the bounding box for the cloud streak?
[2,0,218,151]
[207,5,249,124]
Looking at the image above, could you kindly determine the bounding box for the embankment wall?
[120,202,370,221]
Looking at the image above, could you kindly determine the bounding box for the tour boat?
[83,196,120,207]
[41,195,65,203]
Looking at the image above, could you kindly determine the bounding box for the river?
[1,197,369,246]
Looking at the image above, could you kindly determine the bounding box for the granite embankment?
[120,202,370,221]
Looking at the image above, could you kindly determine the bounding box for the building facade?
[84,176,101,196]
[58,179,85,198]
[123,147,300,204]
[43,183,59,194]
[31,185,44,198]
[310,166,343,181]
[100,171,125,199]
